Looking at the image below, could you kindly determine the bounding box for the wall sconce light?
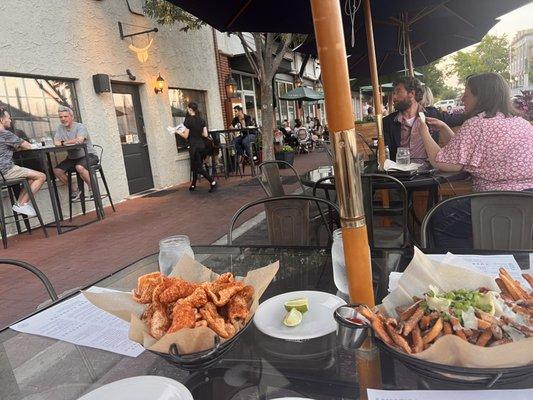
[225,75,238,98]
[294,75,303,87]
[154,73,165,94]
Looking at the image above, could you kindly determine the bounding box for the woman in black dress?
[176,102,217,192]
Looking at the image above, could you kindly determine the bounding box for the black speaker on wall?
[92,74,111,93]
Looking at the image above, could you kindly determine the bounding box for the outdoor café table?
[301,165,470,217]
[209,128,260,178]
[1,246,532,400]
[14,143,104,234]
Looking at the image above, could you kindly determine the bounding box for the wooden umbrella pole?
[310,0,374,308]
[311,2,381,396]
[362,0,385,170]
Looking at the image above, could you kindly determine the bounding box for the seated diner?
[419,72,533,247]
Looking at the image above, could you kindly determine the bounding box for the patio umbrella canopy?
[278,86,324,101]
[168,0,530,78]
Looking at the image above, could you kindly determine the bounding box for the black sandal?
[208,182,217,193]
[189,185,196,192]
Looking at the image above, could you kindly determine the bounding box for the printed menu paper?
[367,389,533,400]
[9,287,144,357]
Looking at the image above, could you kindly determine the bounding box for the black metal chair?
[227,195,340,246]
[258,160,305,197]
[311,174,409,249]
[0,171,47,248]
[0,259,57,301]
[421,191,533,250]
[68,145,115,221]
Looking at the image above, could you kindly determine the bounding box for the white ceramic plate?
[253,290,346,340]
[77,376,193,400]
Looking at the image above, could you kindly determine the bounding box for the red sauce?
[347,317,365,325]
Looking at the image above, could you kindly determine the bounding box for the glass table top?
[1,246,531,399]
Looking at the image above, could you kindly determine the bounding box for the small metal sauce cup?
[334,304,369,349]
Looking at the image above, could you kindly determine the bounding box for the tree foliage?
[143,0,204,31]
[450,35,510,83]
[418,61,460,101]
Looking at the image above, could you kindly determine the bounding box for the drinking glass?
[331,229,349,295]
[158,235,194,276]
[396,147,410,165]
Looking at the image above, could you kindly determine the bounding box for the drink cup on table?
[396,147,410,165]
[158,235,194,276]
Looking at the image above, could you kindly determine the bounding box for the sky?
[439,2,533,87]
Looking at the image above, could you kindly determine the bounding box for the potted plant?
[274,144,296,168]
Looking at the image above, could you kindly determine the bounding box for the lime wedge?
[284,297,309,313]
[283,308,303,327]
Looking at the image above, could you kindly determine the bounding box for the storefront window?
[233,73,259,125]
[0,75,79,140]
[168,88,208,152]
[276,81,295,125]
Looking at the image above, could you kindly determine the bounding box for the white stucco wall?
[0,0,223,233]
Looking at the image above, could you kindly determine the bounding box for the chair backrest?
[323,141,334,165]
[421,191,533,250]
[227,195,340,246]
[93,144,104,161]
[362,173,410,249]
[257,160,305,197]
[0,259,58,301]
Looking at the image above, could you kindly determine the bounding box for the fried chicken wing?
[227,285,254,324]
[199,302,237,339]
[132,272,164,303]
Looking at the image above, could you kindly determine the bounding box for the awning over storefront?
[229,54,293,75]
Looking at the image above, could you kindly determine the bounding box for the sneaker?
[13,203,37,217]
[87,191,94,200]
[70,189,81,201]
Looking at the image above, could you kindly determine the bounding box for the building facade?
[510,28,533,95]
[0,0,224,231]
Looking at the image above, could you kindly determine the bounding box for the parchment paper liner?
[84,254,279,355]
[380,247,533,368]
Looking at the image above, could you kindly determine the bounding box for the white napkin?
[384,159,422,172]
[166,124,185,135]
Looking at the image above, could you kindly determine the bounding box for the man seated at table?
[0,109,46,217]
[53,106,99,200]
[382,77,462,163]
[230,106,255,159]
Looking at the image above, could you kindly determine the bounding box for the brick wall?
[217,53,231,127]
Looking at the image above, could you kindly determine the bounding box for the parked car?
[434,99,456,112]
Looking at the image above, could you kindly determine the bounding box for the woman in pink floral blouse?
[419,72,533,247]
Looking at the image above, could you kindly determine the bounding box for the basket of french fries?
[83,255,279,370]
[355,248,533,387]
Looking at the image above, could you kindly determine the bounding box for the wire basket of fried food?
[83,255,279,370]
[357,251,533,387]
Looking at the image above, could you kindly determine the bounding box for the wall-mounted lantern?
[225,75,238,98]
[154,73,165,94]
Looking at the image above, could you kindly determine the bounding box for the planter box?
[274,151,295,168]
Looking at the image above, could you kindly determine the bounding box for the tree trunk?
[260,79,275,161]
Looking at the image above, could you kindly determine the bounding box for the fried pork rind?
[132,271,252,341]
[132,272,164,303]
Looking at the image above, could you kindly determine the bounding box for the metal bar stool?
[0,172,47,248]
[67,145,115,221]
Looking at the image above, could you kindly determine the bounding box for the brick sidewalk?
[0,151,328,327]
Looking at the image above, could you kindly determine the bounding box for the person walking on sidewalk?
[176,102,217,192]
[0,109,46,216]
